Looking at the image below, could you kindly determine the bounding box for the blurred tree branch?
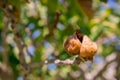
[1,16,9,66]
[115,53,120,79]
[93,59,115,80]
[0,63,13,80]
[45,10,61,39]
[36,10,61,49]
[0,16,14,80]
[0,0,28,79]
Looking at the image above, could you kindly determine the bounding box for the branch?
[35,10,61,49]
[93,56,116,80]
[45,10,61,39]
[115,53,120,79]
[0,1,28,80]
[1,16,9,65]
[29,57,81,68]
[0,62,13,80]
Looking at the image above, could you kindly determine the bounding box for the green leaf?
[100,0,107,3]
[90,24,104,41]
[102,45,114,57]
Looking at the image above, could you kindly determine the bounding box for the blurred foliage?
[0,0,120,80]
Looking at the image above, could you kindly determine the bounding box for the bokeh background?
[0,0,120,80]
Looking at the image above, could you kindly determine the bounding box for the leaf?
[58,50,71,60]
[100,0,107,3]
[90,24,104,41]
[0,11,4,29]
[78,0,95,20]
[71,65,79,71]
[102,45,114,57]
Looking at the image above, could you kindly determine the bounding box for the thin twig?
[36,10,61,49]
[28,57,81,68]
[45,10,61,39]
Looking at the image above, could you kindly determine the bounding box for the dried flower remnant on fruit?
[76,30,83,42]
[64,30,97,62]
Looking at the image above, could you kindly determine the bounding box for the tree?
[0,0,120,80]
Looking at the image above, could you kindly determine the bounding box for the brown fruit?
[64,30,97,62]
[79,35,97,61]
[64,34,81,56]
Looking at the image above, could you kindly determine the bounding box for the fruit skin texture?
[64,31,97,62]
[64,34,81,56]
[79,35,97,61]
